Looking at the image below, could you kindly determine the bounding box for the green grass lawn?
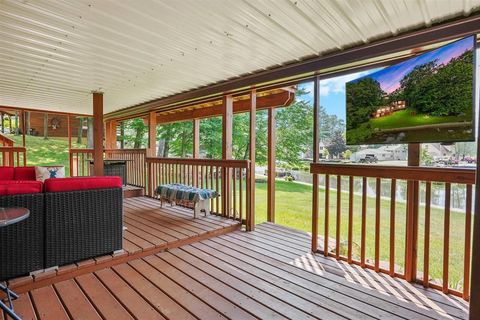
[370,108,471,130]
[255,177,467,291]
[10,135,87,176]
[7,135,467,290]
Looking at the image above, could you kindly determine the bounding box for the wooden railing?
[69,149,94,177]
[69,149,147,187]
[0,133,14,147]
[0,147,26,166]
[105,149,146,188]
[311,163,475,300]
[146,157,253,228]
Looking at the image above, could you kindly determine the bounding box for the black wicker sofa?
[0,166,123,280]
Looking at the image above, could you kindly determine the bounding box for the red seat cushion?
[14,166,36,181]
[44,176,122,193]
[0,167,15,181]
[0,180,43,195]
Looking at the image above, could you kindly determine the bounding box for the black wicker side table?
[0,207,30,320]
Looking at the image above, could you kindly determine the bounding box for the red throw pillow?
[14,166,36,181]
[0,167,15,181]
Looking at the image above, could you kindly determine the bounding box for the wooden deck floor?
[7,222,468,320]
[5,197,241,293]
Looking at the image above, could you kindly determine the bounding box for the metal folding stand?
[1,282,21,320]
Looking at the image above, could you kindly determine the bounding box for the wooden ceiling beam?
[156,90,293,124]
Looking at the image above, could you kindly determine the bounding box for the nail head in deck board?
[29,286,69,320]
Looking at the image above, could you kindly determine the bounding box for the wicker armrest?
[45,188,123,268]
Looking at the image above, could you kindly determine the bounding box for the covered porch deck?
[6,222,468,320]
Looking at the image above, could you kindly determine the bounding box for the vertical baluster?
[375,177,381,272]
[239,168,243,222]
[324,174,330,256]
[210,165,214,212]
[336,175,341,259]
[233,168,237,220]
[361,177,367,267]
[201,165,204,189]
[183,163,186,184]
[81,153,85,176]
[423,182,431,287]
[464,184,472,299]
[443,183,451,294]
[216,167,220,214]
[390,179,397,277]
[348,176,353,263]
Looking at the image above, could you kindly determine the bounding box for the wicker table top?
[0,207,30,228]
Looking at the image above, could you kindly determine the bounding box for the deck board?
[11,219,467,319]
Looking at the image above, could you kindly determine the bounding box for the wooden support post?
[104,120,117,150]
[43,113,48,140]
[312,77,320,252]
[247,89,256,231]
[14,111,19,136]
[21,111,25,146]
[193,118,200,158]
[267,107,276,223]
[470,84,480,318]
[148,111,157,157]
[405,143,420,282]
[1,112,4,133]
[192,118,200,187]
[222,95,233,217]
[92,92,104,176]
[67,115,71,150]
[120,121,125,149]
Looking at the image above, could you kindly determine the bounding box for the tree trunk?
[181,129,186,157]
[43,113,49,140]
[87,118,94,148]
[25,111,31,135]
[134,128,143,149]
[243,142,250,160]
[163,139,170,157]
[1,112,4,133]
[14,112,19,135]
[9,115,12,133]
[77,118,83,144]
[157,139,165,157]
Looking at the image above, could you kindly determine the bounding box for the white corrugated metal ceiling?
[1,0,479,115]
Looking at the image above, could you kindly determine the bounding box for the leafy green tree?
[200,117,222,159]
[275,95,313,167]
[157,121,192,157]
[122,118,147,148]
[346,78,385,129]
[400,61,438,113]
[326,130,347,157]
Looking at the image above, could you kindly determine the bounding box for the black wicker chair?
[0,193,45,281]
[45,187,123,268]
